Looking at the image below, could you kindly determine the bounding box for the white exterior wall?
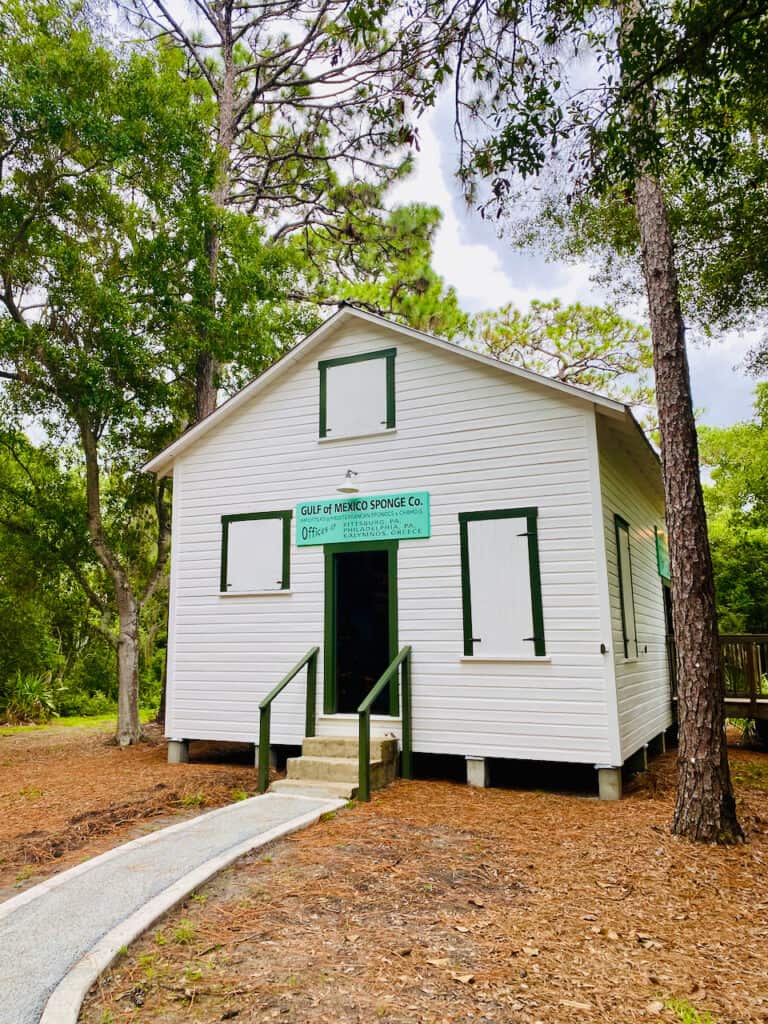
[166,321,623,765]
[596,417,672,761]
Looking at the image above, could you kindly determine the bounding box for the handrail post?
[305,649,317,739]
[359,710,371,801]
[748,641,759,708]
[257,705,271,793]
[401,650,413,779]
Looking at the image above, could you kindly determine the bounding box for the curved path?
[0,791,343,1024]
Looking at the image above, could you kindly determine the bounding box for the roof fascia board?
[142,311,350,475]
[144,305,629,476]
[346,306,626,415]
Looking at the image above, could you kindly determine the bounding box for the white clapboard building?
[145,306,673,800]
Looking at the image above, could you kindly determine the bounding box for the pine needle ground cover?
[80,751,768,1024]
[0,723,257,895]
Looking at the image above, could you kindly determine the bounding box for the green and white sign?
[296,491,430,546]
[655,525,670,581]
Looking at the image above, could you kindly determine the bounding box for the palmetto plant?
[0,671,60,724]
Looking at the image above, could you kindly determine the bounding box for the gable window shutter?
[459,509,545,657]
[319,349,396,438]
[221,512,291,592]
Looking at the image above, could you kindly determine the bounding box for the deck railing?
[357,646,413,802]
[257,646,319,793]
[720,634,768,705]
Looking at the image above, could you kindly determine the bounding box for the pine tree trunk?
[116,588,142,746]
[634,174,742,842]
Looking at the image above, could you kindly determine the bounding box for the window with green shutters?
[459,508,546,657]
[319,348,396,439]
[220,511,292,593]
[614,515,638,658]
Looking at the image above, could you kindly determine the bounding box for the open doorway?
[324,542,398,715]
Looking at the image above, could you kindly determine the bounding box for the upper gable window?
[319,348,396,439]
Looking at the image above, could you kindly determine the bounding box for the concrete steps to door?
[269,735,398,800]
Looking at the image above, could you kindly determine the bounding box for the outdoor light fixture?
[337,469,360,494]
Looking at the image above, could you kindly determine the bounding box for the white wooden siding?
[166,321,619,764]
[597,417,672,760]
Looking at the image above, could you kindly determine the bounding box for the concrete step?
[269,778,358,800]
[286,755,395,789]
[301,735,398,762]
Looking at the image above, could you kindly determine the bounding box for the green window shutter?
[614,514,638,659]
[318,348,396,438]
[458,507,546,657]
[220,510,292,593]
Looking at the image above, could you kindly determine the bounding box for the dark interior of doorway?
[335,549,390,714]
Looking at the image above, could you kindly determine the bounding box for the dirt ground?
[74,745,768,1024]
[0,721,258,898]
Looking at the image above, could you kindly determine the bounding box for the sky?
[389,103,762,429]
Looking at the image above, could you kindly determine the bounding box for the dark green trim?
[220,510,292,592]
[614,514,637,659]
[458,507,546,657]
[257,646,319,793]
[322,539,399,715]
[318,347,397,437]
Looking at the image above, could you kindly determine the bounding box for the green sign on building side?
[655,525,670,581]
[296,491,430,546]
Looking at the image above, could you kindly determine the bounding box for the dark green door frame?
[323,540,399,716]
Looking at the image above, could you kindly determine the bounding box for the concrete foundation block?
[466,756,489,788]
[597,766,622,801]
[167,739,189,764]
[254,745,277,770]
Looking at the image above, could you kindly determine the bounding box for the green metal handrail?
[357,645,413,802]
[257,646,319,793]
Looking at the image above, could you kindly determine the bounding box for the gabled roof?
[144,305,632,477]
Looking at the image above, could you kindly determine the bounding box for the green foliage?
[314,204,469,339]
[472,299,654,421]
[701,384,768,633]
[172,919,196,945]
[666,998,718,1024]
[0,671,60,724]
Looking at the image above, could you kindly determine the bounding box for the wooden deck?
[669,635,768,719]
[722,634,768,720]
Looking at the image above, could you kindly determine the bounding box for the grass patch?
[18,786,42,799]
[180,791,207,808]
[667,998,718,1023]
[230,787,249,802]
[0,710,154,737]
[731,761,768,791]
[173,919,196,945]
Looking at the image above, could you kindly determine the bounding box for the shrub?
[56,688,116,717]
[0,671,60,724]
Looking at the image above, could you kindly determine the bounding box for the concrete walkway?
[0,791,344,1024]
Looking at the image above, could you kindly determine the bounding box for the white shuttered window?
[220,512,291,593]
[319,348,396,439]
[460,509,545,658]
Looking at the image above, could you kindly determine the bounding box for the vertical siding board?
[165,325,635,763]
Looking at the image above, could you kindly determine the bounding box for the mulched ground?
[0,722,258,897]
[79,746,768,1024]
